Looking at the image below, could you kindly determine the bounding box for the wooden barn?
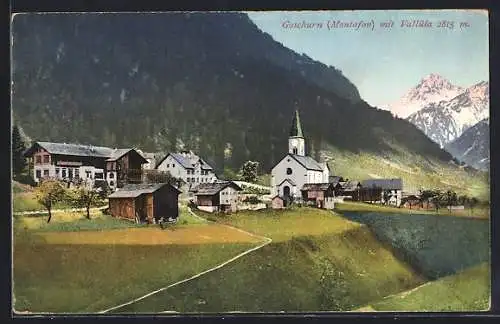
[338,180,362,201]
[108,183,181,223]
[191,181,242,213]
[301,183,335,209]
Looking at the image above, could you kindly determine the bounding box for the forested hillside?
[12,12,452,174]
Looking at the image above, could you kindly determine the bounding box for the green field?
[12,208,260,313]
[323,146,489,201]
[115,208,425,313]
[365,263,490,312]
[336,202,490,219]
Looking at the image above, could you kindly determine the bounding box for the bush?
[243,196,262,204]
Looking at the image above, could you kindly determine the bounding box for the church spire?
[288,110,305,156]
[289,110,304,138]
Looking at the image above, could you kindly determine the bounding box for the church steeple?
[289,110,306,156]
[289,110,304,138]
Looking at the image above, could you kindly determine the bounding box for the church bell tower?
[289,110,305,156]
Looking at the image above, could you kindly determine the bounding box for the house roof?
[108,183,181,198]
[301,183,334,191]
[289,110,304,138]
[289,154,324,171]
[191,181,242,196]
[361,178,403,190]
[156,151,214,170]
[24,142,147,164]
[329,175,344,186]
[340,180,361,191]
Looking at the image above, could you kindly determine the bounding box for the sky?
[247,10,489,107]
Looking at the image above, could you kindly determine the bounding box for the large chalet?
[23,141,148,190]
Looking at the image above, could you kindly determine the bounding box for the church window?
[286,168,293,175]
[292,147,298,154]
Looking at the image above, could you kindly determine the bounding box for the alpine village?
[12,12,490,314]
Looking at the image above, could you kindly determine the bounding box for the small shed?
[338,180,362,201]
[301,183,336,209]
[108,183,181,223]
[191,181,242,213]
[271,195,285,209]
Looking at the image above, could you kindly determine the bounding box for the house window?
[55,168,60,176]
[286,168,293,175]
[197,178,199,183]
[75,168,80,178]
[35,156,42,164]
[36,170,41,179]
[110,181,114,186]
[172,164,175,168]
[167,164,170,168]
[43,169,49,177]
[68,169,73,179]
[43,155,50,164]
[187,178,190,183]
[192,177,195,182]
[62,169,67,178]
[109,173,114,179]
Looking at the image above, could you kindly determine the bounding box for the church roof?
[289,110,304,138]
[289,154,324,171]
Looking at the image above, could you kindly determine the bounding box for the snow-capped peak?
[385,73,464,118]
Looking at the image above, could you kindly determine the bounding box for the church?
[270,110,330,204]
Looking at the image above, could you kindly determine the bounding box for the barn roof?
[361,178,403,190]
[340,180,361,191]
[301,183,333,191]
[108,183,180,198]
[156,151,214,170]
[191,181,242,196]
[289,154,324,171]
[106,149,135,161]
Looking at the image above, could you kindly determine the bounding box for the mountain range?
[445,118,490,171]
[405,78,489,148]
[12,12,455,175]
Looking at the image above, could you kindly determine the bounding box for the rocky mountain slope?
[384,73,464,119]
[11,12,453,174]
[406,81,489,148]
[445,118,490,171]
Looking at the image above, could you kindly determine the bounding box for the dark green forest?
[11,12,452,174]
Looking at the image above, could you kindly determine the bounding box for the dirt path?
[97,207,272,313]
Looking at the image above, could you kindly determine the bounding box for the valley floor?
[12,193,490,314]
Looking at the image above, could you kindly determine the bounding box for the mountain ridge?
[12,12,454,174]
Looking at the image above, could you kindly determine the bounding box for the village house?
[23,141,148,190]
[191,181,242,213]
[361,178,403,207]
[108,183,181,223]
[270,110,330,206]
[301,183,336,209]
[156,150,218,189]
[338,180,362,201]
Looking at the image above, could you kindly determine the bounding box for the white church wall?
[271,155,306,198]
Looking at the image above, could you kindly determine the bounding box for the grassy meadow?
[363,263,490,312]
[12,207,263,313]
[115,208,426,313]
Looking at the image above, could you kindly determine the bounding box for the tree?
[430,189,443,213]
[12,125,27,177]
[469,197,479,215]
[443,190,458,213]
[34,179,67,223]
[70,186,106,219]
[145,170,183,187]
[239,161,259,183]
[419,189,434,209]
